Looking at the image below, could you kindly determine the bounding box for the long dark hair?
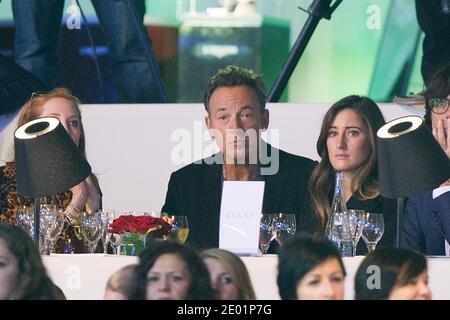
[354,247,428,300]
[128,241,215,300]
[277,234,346,300]
[308,95,386,233]
[0,222,65,300]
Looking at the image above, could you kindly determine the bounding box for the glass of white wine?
[166,215,189,244]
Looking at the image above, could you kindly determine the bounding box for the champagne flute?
[362,212,384,253]
[47,208,65,254]
[98,209,115,254]
[347,209,366,256]
[166,215,189,244]
[271,213,296,246]
[259,214,274,254]
[38,204,57,255]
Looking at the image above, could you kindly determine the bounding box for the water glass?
[362,212,384,253]
[271,213,296,246]
[327,211,353,257]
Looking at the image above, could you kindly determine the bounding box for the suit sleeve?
[402,195,426,252]
[430,191,450,243]
[161,172,179,216]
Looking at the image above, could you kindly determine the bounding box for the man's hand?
[433,119,450,187]
[432,119,450,159]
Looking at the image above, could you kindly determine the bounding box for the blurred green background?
[0,0,424,103]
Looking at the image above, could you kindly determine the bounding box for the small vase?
[120,232,148,256]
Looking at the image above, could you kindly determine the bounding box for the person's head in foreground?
[0,222,65,300]
[201,248,256,300]
[354,247,432,300]
[104,264,136,300]
[128,241,215,300]
[277,234,346,300]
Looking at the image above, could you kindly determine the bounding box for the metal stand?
[34,197,40,244]
[125,0,169,102]
[396,198,405,248]
[268,0,342,102]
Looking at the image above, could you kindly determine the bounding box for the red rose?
[109,215,172,236]
[109,215,130,234]
[149,218,172,238]
[133,216,161,235]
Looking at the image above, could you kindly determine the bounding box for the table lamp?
[377,115,450,247]
[14,116,91,244]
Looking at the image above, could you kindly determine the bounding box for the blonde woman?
[0,88,102,252]
[201,248,256,300]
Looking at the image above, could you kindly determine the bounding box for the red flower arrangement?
[110,215,172,239]
[109,215,173,256]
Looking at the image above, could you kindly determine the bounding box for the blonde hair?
[13,87,102,202]
[201,248,256,300]
[105,264,136,296]
[17,87,86,154]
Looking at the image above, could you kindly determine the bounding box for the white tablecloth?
[43,254,450,300]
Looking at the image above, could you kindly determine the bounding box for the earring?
[211,136,215,141]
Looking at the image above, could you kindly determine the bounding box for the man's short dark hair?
[203,65,266,114]
[423,61,450,127]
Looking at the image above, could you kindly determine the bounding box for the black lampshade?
[377,115,450,199]
[14,117,91,198]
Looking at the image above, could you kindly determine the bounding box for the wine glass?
[270,213,296,246]
[166,215,189,244]
[69,209,85,241]
[16,205,34,237]
[347,209,366,256]
[81,212,102,253]
[362,212,384,253]
[259,214,274,254]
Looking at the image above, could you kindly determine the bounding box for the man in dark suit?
[162,65,317,250]
[403,62,450,255]
[404,190,450,255]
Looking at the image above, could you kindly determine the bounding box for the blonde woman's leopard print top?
[0,162,87,253]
